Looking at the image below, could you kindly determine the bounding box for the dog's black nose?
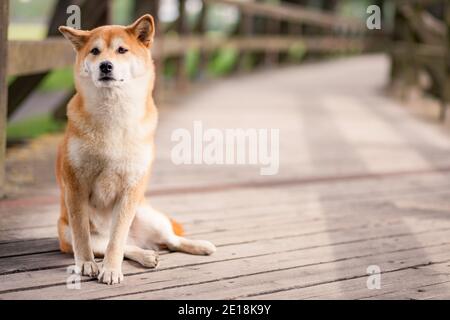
[99,61,113,74]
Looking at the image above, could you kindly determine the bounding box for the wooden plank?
[0,184,448,243]
[361,262,450,299]
[0,197,421,273]
[6,38,163,77]
[365,266,450,299]
[6,36,370,77]
[0,221,400,292]
[277,261,450,300]
[2,168,450,241]
[246,256,450,300]
[5,229,450,299]
[0,221,408,293]
[0,194,424,261]
[160,35,369,57]
[112,237,450,300]
[390,41,446,58]
[2,178,446,298]
[1,210,449,294]
[0,0,8,195]
[206,0,365,31]
[2,173,450,242]
[7,39,75,77]
[0,213,376,275]
[0,238,59,258]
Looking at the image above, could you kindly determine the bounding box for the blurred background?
[4,0,380,141]
[2,0,450,197]
[2,0,394,196]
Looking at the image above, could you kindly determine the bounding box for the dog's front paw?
[98,267,124,285]
[75,261,99,277]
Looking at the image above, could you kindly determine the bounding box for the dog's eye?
[118,47,128,54]
[90,48,100,56]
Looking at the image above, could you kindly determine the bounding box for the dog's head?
[59,15,155,88]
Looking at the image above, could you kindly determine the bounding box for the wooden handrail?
[7,39,75,77]
[390,41,446,58]
[390,0,449,121]
[398,4,445,45]
[161,35,368,56]
[7,35,370,77]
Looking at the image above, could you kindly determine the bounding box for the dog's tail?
[170,218,184,236]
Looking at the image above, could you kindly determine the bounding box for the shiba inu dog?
[57,14,216,285]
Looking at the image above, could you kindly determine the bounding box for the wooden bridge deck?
[2,54,450,299]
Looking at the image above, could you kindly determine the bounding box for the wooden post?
[175,0,188,91]
[441,1,450,121]
[133,0,163,102]
[264,18,281,67]
[0,0,9,195]
[235,12,253,72]
[321,0,338,12]
[134,0,158,20]
[390,3,418,98]
[404,5,419,95]
[390,3,401,87]
[251,4,265,69]
[195,0,208,80]
[280,0,306,64]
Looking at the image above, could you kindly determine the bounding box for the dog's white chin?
[93,79,124,88]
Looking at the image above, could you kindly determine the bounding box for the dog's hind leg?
[123,245,159,268]
[165,234,216,255]
[130,204,216,255]
[74,233,159,269]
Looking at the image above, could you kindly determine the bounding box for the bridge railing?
[389,0,450,120]
[0,0,371,193]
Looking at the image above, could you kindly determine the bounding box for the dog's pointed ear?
[58,26,90,51]
[127,14,155,47]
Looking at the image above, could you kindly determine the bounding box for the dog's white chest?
[68,128,153,178]
[68,126,153,210]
